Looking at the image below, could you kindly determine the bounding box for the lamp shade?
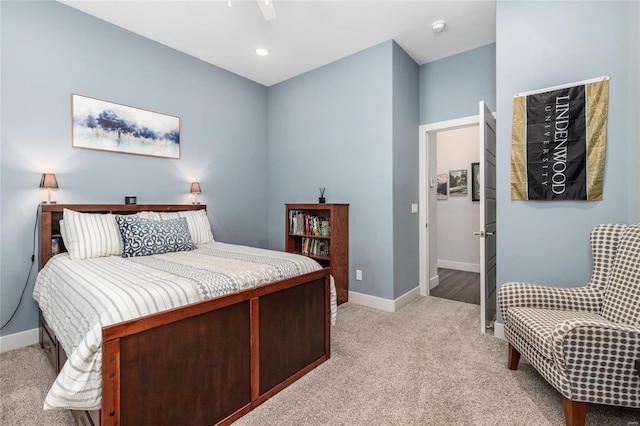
[39,173,58,189]
[190,182,201,194]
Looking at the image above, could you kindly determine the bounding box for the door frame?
[419,114,481,297]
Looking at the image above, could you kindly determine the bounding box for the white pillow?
[179,210,214,245]
[59,219,68,245]
[62,209,122,259]
[136,211,161,221]
[136,209,214,245]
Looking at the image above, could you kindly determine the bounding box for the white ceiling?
[59,0,496,87]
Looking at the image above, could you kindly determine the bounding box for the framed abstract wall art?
[72,94,180,159]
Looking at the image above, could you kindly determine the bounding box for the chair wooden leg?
[562,396,587,426]
[507,343,520,370]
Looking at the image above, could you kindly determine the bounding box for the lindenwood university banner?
[511,78,609,200]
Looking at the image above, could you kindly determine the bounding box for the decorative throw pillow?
[115,215,196,258]
[136,209,214,245]
[62,209,122,259]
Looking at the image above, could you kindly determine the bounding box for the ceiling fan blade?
[257,0,276,21]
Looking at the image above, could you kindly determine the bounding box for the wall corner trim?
[348,286,421,312]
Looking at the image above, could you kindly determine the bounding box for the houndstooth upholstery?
[498,224,640,410]
[601,224,640,326]
[507,308,604,360]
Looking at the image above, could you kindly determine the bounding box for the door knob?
[474,231,495,237]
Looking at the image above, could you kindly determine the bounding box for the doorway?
[432,125,480,305]
[418,107,496,333]
[420,120,480,302]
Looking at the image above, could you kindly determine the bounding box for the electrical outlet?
[356,270,362,281]
[411,203,418,214]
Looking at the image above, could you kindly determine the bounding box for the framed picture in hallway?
[437,174,448,200]
[449,169,468,196]
[471,162,480,202]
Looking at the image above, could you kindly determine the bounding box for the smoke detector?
[432,20,446,33]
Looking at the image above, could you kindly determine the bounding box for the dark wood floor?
[431,268,480,305]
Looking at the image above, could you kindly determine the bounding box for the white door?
[476,101,497,334]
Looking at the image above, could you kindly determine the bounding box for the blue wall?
[495,1,640,319]
[627,1,640,223]
[419,43,496,124]
[266,41,420,301]
[392,43,420,298]
[266,41,397,299]
[0,1,269,336]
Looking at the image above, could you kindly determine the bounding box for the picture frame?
[72,94,180,159]
[437,174,448,200]
[449,169,468,196]
[471,162,480,202]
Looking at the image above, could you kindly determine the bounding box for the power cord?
[0,208,38,331]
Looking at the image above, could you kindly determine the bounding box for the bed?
[34,203,335,426]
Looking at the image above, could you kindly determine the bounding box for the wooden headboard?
[39,204,207,269]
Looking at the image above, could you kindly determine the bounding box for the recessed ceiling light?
[432,20,446,33]
[256,48,270,57]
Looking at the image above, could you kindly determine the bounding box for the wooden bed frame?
[38,204,331,426]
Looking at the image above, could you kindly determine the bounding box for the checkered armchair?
[498,224,640,426]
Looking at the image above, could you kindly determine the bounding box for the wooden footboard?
[101,268,331,426]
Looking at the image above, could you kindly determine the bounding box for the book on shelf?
[288,210,330,236]
[296,237,330,257]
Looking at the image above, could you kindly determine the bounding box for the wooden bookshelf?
[285,203,349,304]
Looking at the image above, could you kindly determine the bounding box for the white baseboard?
[0,328,39,353]
[437,260,480,273]
[395,286,421,311]
[493,321,506,340]
[349,286,421,313]
[429,274,439,290]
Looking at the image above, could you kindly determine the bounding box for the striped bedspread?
[33,242,337,411]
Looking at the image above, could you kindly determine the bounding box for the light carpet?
[1,296,638,425]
